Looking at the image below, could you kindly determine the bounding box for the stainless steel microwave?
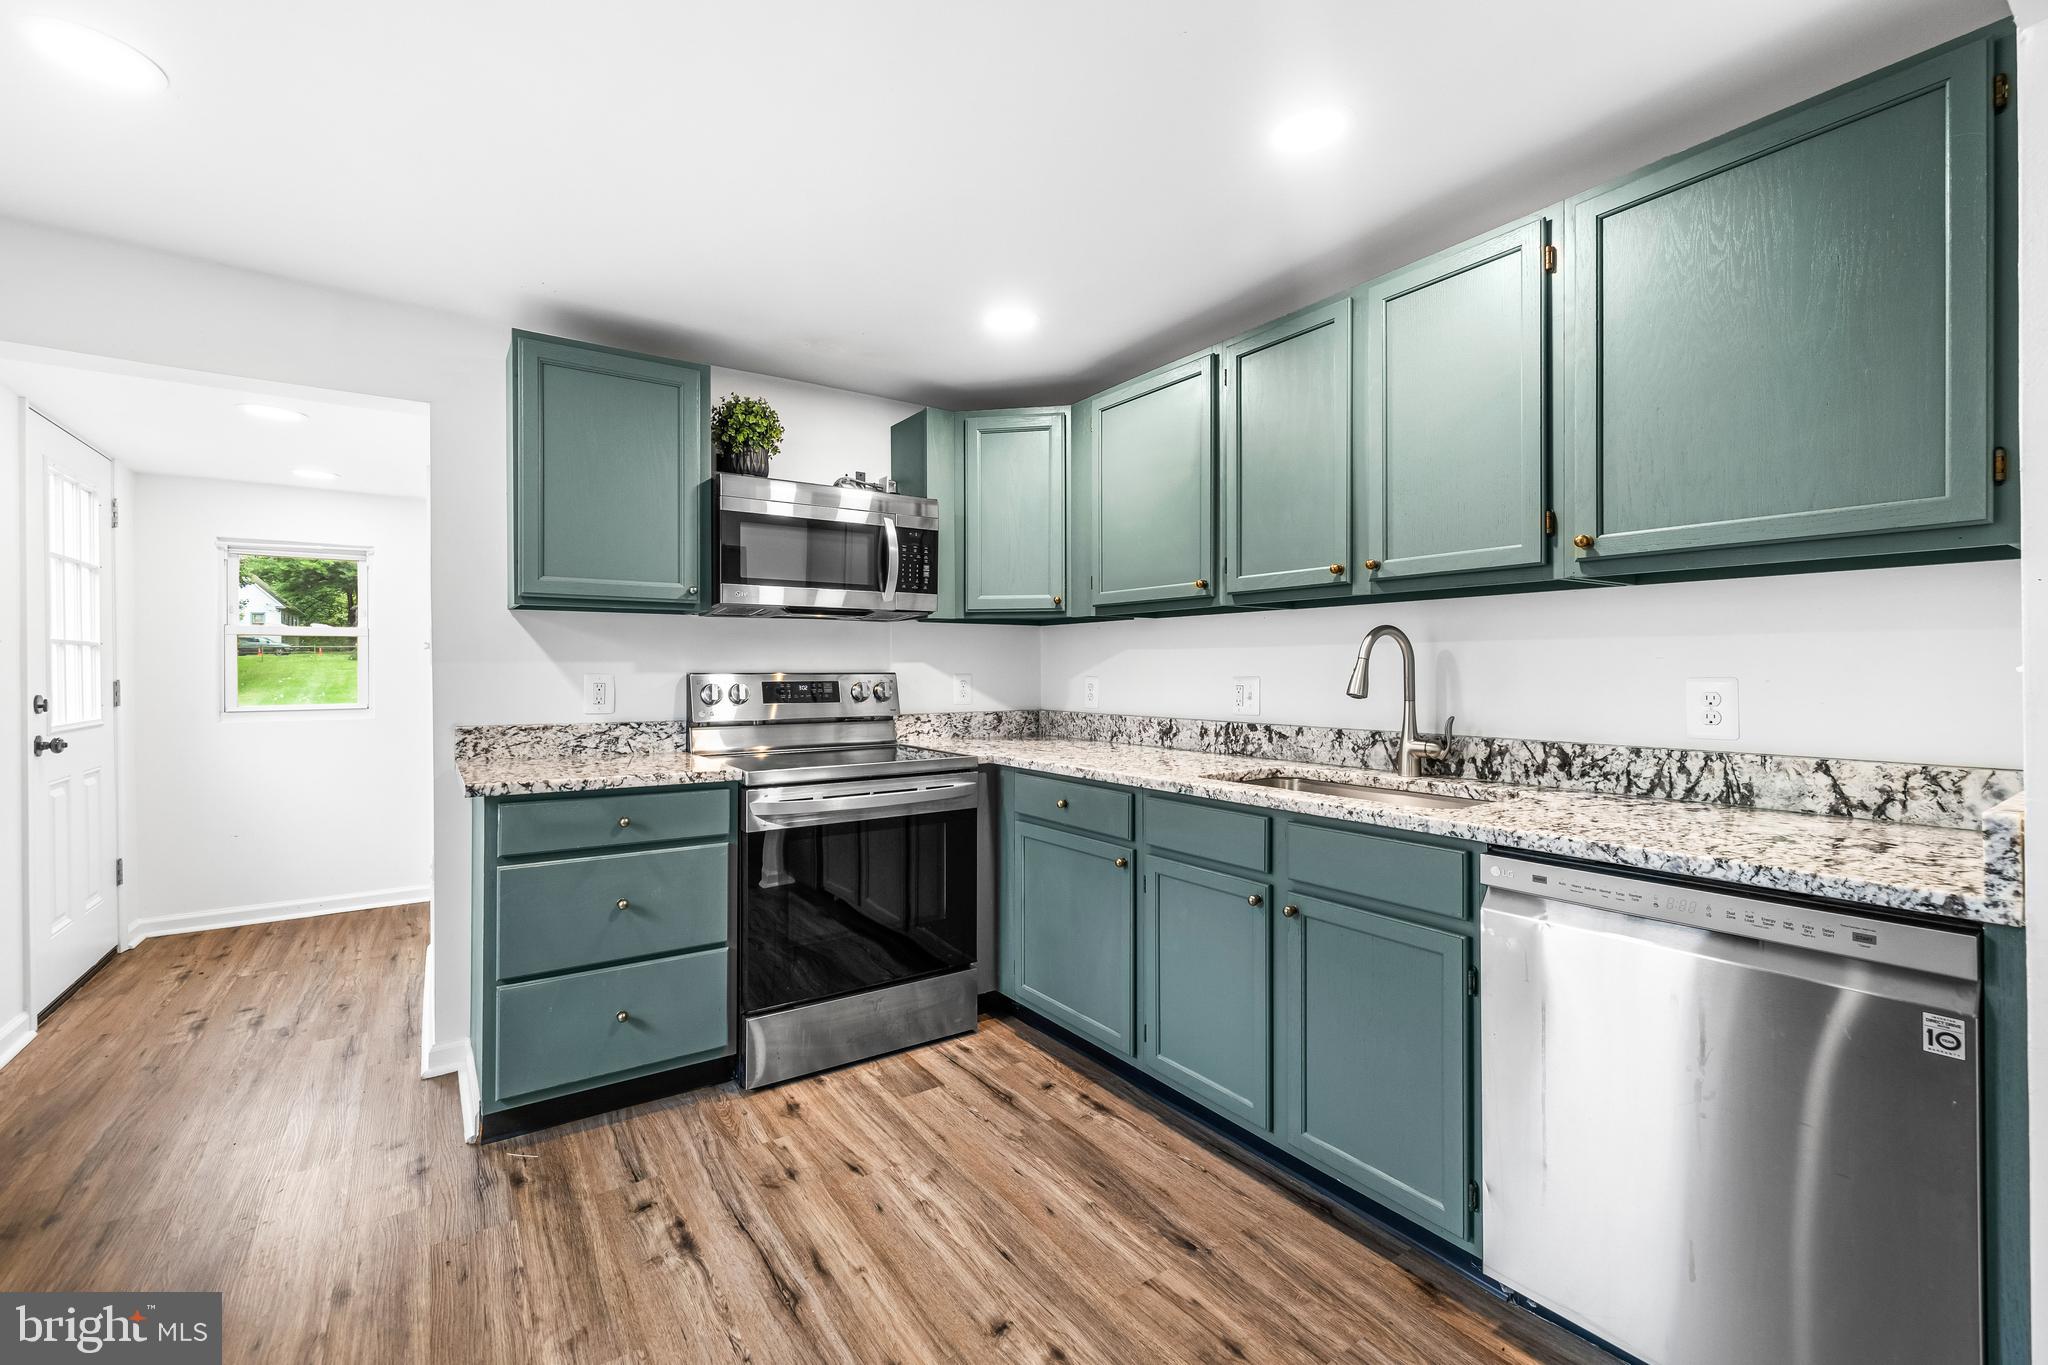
[709,475,939,620]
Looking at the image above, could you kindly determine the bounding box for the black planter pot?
[717,449,772,477]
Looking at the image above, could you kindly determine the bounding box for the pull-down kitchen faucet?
[1347,625,1455,778]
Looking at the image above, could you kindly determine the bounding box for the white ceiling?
[0,352,430,498]
[0,0,2009,409]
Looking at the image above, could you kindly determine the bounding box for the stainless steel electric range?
[688,671,981,1088]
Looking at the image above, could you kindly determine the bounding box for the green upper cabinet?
[1221,299,1354,599]
[963,408,1069,615]
[1090,355,1218,610]
[1562,36,2000,574]
[1356,214,1551,588]
[891,407,964,620]
[508,330,711,610]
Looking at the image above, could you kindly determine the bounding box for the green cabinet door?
[1277,893,1471,1241]
[1140,856,1272,1129]
[1358,215,1550,585]
[1562,40,1995,568]
[964,409,1068,614]
[1092,356,1217,608]
[509,330,711,609]
[1221,299,1353,597]
[1007,820,1136,1053]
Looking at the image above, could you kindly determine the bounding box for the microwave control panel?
[897,528,938,595]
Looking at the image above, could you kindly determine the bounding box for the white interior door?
[25,411,119,1014]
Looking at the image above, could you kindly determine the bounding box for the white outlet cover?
[583,672,615,715]
[951,674,973,706]
[1083,676,1100,709]
[1231,676,1261,717]
[1684,676,1739,741]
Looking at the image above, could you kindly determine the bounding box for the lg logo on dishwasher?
[1922,1012,1968,1061]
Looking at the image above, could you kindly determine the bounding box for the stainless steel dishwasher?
[1480,855,1981,1365]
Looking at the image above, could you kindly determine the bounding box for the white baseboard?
[122,884,432,949]
[0,1012,34,1073]
[423,1036,480,1143]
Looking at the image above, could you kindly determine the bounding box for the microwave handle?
[881,517,900,602]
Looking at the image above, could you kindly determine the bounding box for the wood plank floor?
[0,906,1611,1364]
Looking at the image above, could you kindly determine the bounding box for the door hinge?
[112,679,121,707]
[110,497,119,529]
[1467,966,1479,996]
[1467,1181,1481,1213]
[1541,243,1559,274]
[1994,72,2011,114]
[1542,509,1556,537]
[115,857,125,887]
[1994,447,2009,484]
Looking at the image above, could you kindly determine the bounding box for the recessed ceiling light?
[239,403,308,422]
[22,17,169,94]
[292,468,338,482]
[982,303,1039,339]
[1269,106,1348,157]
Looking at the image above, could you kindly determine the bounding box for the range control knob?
[849,681,869,702]
[728,683,751,705]
[871,680,892,703]
[698,682,724,706]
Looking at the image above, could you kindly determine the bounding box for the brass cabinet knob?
[1282,904,1300,918]
[1327,563,1343,575]
[616,1010,631,1023]
[1052,594,1063,607]
[617,816,632,828]
[1113,857,1129,869]
[1194,578,1209,590]
[1363,559,1380,571]
[1248,894,1263,907]
[1572,534,1595,550]
[1055,798,1069,809]
[615,898,630,911]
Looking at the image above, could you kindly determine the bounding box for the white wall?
[0,383,28,1067]
[116,474,433,943]
[1042,561,2024,768]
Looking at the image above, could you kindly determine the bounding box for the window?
[48,470,105,728]
[221,540,369,711]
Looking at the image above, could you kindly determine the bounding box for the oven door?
[741,775,979,1016]
[716,488,901,614]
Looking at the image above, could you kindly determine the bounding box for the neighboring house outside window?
[221,540,370,711]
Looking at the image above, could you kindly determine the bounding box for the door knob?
[1052,595,1063,607]
[616,1010,631,1023]
[1055,798,1068,809]
[1572,534,1595,550]
[1363,560,1380,571]
[1327,564,1343,575]
[1113,857,1128,869]
[615,898,631,911]
[1193,578,1209,590]
[1248,894,1263,907]
[617,816,632,828]
[32,735,67,756]
[1282,904,1300,918]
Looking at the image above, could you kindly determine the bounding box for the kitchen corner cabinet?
[1088,355,1219,611]
[962,409,1070,615]
[1356,214,1552,591]
[1562,33,2011,578]
[1220,299,1354,601]
[508,331,712,611]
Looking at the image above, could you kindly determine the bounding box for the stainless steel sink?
[1219,773,1492,810]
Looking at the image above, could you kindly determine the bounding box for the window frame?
[220,538,372,715]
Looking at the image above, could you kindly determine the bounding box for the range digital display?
[763,680,840,704]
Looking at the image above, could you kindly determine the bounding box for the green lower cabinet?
[1139,856,1274,1129]
[1006,819,1137,1053]
[494,948,730,1104]
[1277,893,1473,1242]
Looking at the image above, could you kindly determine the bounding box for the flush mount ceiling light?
[292,468,338,482]
[1269,106,1349,157]
[238,402,308,422]
[22,16,169,94]
[982,303,1039,339]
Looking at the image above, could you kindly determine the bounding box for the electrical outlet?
[583,673,615,715]
[1231,676,1261,717]
[1083,677,1100,709]
[951,674,973,706]
[1685,677,1739,741]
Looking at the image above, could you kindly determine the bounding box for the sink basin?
[1219,773,1492,811]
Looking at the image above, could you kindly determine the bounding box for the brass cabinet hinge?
[1994,72,2011,113]
[1542,509,1556,537]
[1541,243,1559,274]
[1994,447,2009,484]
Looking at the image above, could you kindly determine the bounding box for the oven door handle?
[746,778,978,831]
[881,516,900,604]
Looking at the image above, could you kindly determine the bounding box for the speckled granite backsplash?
[454,721,687,764]
[898,710,2020,830]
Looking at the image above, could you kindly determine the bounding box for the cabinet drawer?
[496,786,732,858]
[1143,795,1269,872]
[1011,772,1133,840]
[1286,822,1470,922]
[496,843,729,981]
[493,948,730,1102]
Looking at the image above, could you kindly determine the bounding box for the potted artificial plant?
[711,393,785,477]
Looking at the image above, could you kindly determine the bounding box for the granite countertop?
[912,737,2022,928]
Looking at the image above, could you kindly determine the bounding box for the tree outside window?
[223,543,369,711]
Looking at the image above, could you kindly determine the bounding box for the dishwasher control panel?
[1480,854,1977,982]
